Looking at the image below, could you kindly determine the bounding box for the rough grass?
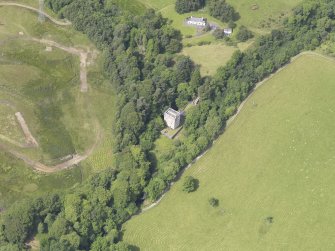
[0,6,91,46]
[0,3,116,207]
[123,54,335,251]
[0,150,82,208]
[136,0,174,10]
[0,104,24,144]
[227,0,302,30]
[183,43,237,76]
[110,0,147,14]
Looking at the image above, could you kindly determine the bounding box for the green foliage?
[123,53,335,250]
[209,197,219,207]
[208,0,239,22]
[175,0,205,14]
[144,177,166,201]
[182,176,197,193]
[236,25,253,42]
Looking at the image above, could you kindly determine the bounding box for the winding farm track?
[29,37,89,92]
[0,123,102,173]
[0,2,98,171]
[0,2,71,26]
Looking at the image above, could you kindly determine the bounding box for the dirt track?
[30,38,89,92]
[0,3,97,172]
[0,123,102,173]
[15,112,38,147]
[0,2,71,26]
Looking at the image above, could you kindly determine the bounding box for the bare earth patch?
[15,112,38,147]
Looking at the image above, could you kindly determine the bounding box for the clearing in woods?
[0,3,116,207]
[135,0,302,76]
[123,53,335,250]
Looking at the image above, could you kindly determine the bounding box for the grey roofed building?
[186,16,207,27]
[164,108,182,129]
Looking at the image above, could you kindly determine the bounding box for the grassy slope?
[110,0,147,14]
[227,0,302,30]
[136,0,174,10]
[135,0,302,76]
[0,4,116,207]
[123,54,335,250]
[182,44,237,76]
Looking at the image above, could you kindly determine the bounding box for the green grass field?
[183,44,237,76]
[136,0,174,10]
[0,3,116,208]
[109,0,147,14]
[123,53,335,250]
[227,0,302,30]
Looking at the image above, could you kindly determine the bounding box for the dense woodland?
[175,0,205,14]
[2,0,335,250]
[175,0,238,23]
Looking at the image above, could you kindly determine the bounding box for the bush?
[209,197,219,207]
[182,176,198,193]
[213,29,226,39]
[208,0,239,22]
[236,26,253,42]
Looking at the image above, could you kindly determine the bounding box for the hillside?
[123,53,335,250]
[0,2,116,207]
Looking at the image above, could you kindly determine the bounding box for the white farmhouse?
[224,28,233,36]
[164,108,182,129]
[186,16,207,27]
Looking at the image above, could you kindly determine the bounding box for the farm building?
[164,108,182,129]
[186,16,207,27]
[224,28,233,36]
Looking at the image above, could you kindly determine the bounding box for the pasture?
[0,3,116,207]
[183,44,237,76]
[123,53,335,250]
[227,0,302,30]
[136,0,174,10]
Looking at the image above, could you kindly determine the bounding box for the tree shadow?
[193,178,200,192]
[129,245,141,251]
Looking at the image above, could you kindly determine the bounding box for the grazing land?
[123,53,335,250]
[136,0,174,10]
[0,3,116,207]
[183,44,237,76]
[138,0,301,76]
[227,0,302,30]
